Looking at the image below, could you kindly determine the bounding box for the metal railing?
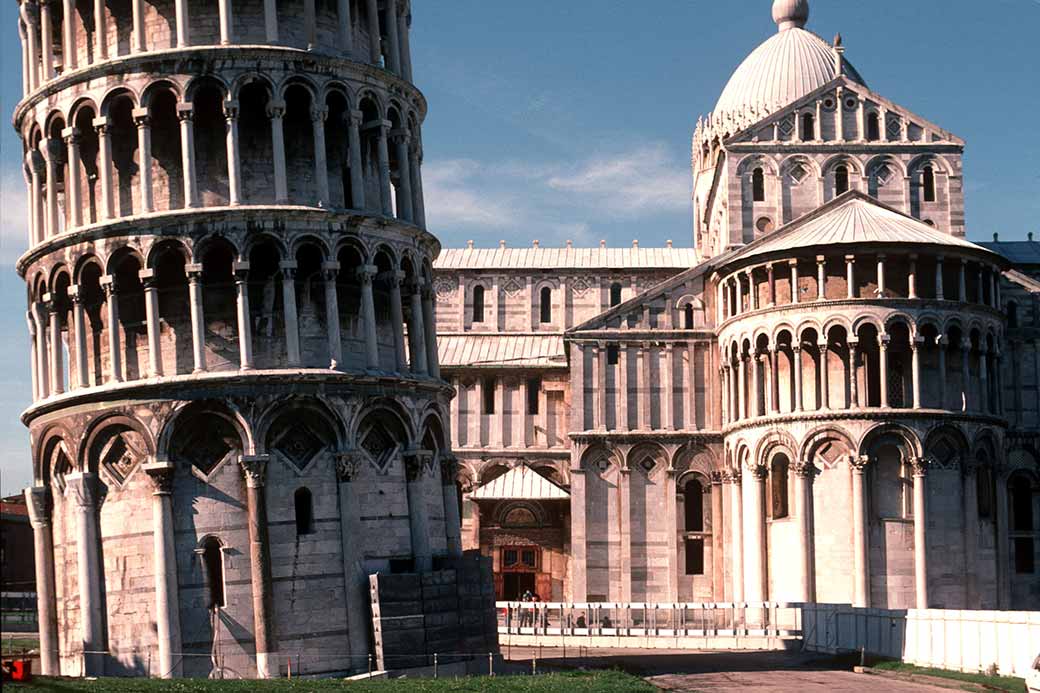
[495,601,804,638]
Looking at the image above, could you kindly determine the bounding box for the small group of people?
[518,589,541,627]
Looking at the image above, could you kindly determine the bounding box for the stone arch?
[626,442,667,476]
[755,429,798,469]
[851,313,884,338]
[140,79,183,109]
[158,400,252,467]
[858,422,922,459]
[261,398,343,473]
[34,425,75,485]
[184,74,231,103]
[798,425,855,470]
[81,414,156,484]
[579,444,622,476]
[922,424,970,470]
[353,400,415,474]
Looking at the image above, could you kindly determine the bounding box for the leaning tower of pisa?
[15,0,464,679]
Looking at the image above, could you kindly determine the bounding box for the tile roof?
[471,464,570,501]
[434,246,697,271]
[980,241,1040,265]
[729,191,997,264]
[438,333,566,369]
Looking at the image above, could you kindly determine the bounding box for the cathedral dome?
[713,0,865,122]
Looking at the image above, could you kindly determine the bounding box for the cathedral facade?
[437,0,1040,612]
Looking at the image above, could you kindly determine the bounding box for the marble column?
[392,131,414,221]
[792,461,815,602]
[144,461,183,678]
[789,260,799,304]
[69,287,88,388]
[28,150,45,245]
[737,354,748,420]
[312,107,330,206]
[408,279,427,375]
[388,270,406,372]
[728,469,744,602]
[911,457,929,609]
[46,295,64,395]
[374,121,393,216]
[23,3,39,91]
[384,0,401,73]
[421,285,439,378]
[336,0,352,54]
[686,343,698,428]
[404,450,433,572]
[961,339,971,412]
[850,456,870,607]
[268,100,288,203]
[62,0,76,69]
[619,467,632,602]
[793,345,803,412]
[617,344,629,431]
[958,260,967,302]
[66,472,105,676]
[280,262,300,366]
[962,461,979,607]
[217,0,232,43]
[25,486,59,675]
[186,264,207,372]
[818,344,829,410]
[365,0,380,64]
[848,341,859,408]
[845,255,856,299]
[42,138,61,237]
[767,263,776,305]
[323,262,343,368]
[224,99,242,205]
[409,144,426,228]
[359,265,380,370]
[175,105,198,208]
[710,472,725,601]
[569,466,587,601]
[816,255,826,300]
[662,344,675,428]
[743,464,767,603]
[876,254,886,297]
[140,269,162,377]
[31,302,50,399]
[101,277,123,382]
[132,110,154,214]
[664,468,679,600]
[63,127,83,228]
[173,0,188,46]
[935,256,945,299]
[264,0,278,41]
[911,338,922,409]
[937,338,947,409]
[233,262,253,370]
[333,451,372,665]
[908,254,918,299]
[440,456,463,557]
[239,455,278,678]
[879,336,890,408]
[93,0,107,58]
[347,111,365,210]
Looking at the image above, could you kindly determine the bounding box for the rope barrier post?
[367,653,372,676]
[532,654,537,676]
[488,651,493,676]
[433,652,438,678]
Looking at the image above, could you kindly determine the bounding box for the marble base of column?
[25,486,60,675]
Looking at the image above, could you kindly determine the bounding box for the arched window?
[835,165,850,195]
[801,113,815,140]
[682,477,707,576]
[472,285,485,323]
[539,286,552,323]
[1008,302,1019,329]
[770,455,790,519]
[752,167,765,202]
[294,488,314,535]
[201,537,225,610]
[923,165,936,202]
[610,282,623,307]
[684,478,704,532]
[1011,474,1034,531]
[867,112,881,141]
[684,304,694,329]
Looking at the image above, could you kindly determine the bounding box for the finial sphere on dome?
[773,0,810,31]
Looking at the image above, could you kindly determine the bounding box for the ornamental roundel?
[434,278,456,302]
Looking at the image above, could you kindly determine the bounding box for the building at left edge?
[13,0,474,679]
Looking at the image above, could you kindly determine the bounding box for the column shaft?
[43,139,61,237]
[143,280,162,377]
[224,101,242,205]
[409,147,426,227]
[62,0,77,69]
[102,280,123,382]
[793,347,803,412]
[911,341,922,409]
[421,289,440,379]
[365,0,380,64]
[729,473,744,602]
[324,266,343,368]
[240,457,277,678]
[64,128,83,228]
[819,346,829,410]
[269,103,288,203]
[569,469,587,601]
[174,0,188,46]
[913,463,929,609]
[25,487,59,675]
[335,455,372,666]
[71,294,88,387]
[619,469,632,602]
[347,112,365,210]
[743,468,767,602]
[48,303,64,395]
[408,284,427,374]
[133,112,154,213]
[132,0,146,51]
[187,269,207,372]
[67,472,105,676]
[144,463,183,678]
[176,107,198,207]
[393,134,414,221]
[793,464,814,602]
[851,460,869,607]
[388,273,406,372]
[264,0,278,41]
[312,109,330,206]
[375,123,393,215]
[359,266,380,369]
[879,341,889,408]
[234,266,253,369]
[337,0,352,54]
[384,0,401,73]
[664,471,679,600]
[93,0,107,58]
[281,269,300,366]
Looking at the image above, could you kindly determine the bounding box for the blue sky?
[1,0,1038,494]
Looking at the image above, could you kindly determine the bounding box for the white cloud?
[422,142,690,242]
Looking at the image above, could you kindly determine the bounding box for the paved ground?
[503,647,956,692]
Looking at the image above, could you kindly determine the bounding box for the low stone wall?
[370,556,498,671]
[801,603,1040,678]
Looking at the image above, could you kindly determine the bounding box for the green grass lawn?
[3,670,655,692]
[872,661,1026,692]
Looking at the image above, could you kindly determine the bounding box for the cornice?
[569,430,723,444]
[725,142,964,155]
[16,205,438,276]
[22,368,451,426]
[721,408,1008,436]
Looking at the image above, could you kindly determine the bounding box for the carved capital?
[439,453,459,486]
[223,99,240,121]
[143,460,175,495]
[335,450,364,483]
[238,455,269,488]
[792,460,816,479]
[175,104,193,123]
[357,264,378,285]
[266,100,286,120]
[910,456,930,477]
[132,107,150,128]
[404,449,435,482]
[849,454,870,473]
[65,472,100,508]
[24,486,51,527]
[746,463,768,481]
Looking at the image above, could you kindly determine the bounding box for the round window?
[756,217,775,234]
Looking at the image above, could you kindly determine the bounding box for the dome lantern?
[773,0,809,32]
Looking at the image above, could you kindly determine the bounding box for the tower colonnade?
[16,0,414,95]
